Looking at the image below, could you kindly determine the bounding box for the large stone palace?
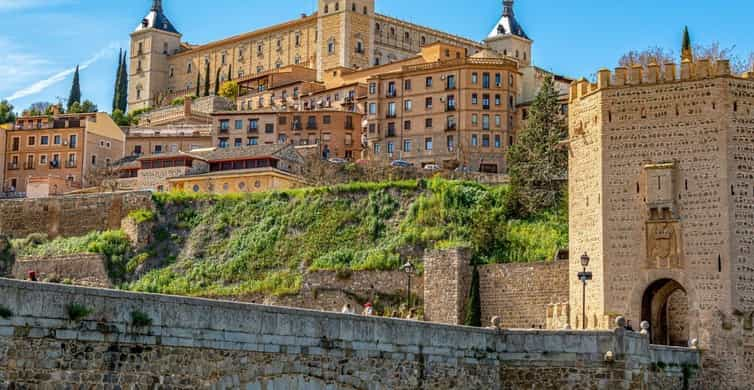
[568,47,754,387]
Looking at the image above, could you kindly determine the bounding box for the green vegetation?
[67,65,81,111]
[0,305,12,320]
[130,179,566,298]
[128,209,156,224]
[65,303,92,321]
[464,266,482,327]
[130,310,153,327]
[0,100,16,124]
[12,231,132,281]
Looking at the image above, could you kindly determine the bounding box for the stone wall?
[0,191,153,238]
[10,254,110,288]
[423,249,569,329]
[0,278,702,389]
[479,259,569,329]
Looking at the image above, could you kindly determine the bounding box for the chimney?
[184,97,192,117]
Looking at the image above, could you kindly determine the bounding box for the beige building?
[365,43,519,172]
[569,49,754,386]
[125,125,212,157]
[212,110,362,160]
[2,112,125,196]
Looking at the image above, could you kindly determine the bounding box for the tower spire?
[151,0,163,12]
[681,26,693,62]
[503,0,514,17]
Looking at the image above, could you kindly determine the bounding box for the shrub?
[127,209,155,224]
[170,97,185,106]
[126,252,150,273]
[0,305,12,319]
[131,310,153,327]
[66,303,92,321]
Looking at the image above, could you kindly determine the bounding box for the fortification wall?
[0,191,153,239]
[0,278,701,389]
[479,260,569,329]
[10,254,110,288]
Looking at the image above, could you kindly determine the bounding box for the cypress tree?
[214,67,221,95]
[227,64,232,82]
[681,26,693,61]
[112,49,123,112]
[195,71,201,97]
[67,65,81,111]
[118,53,129,112]
[506,75,568,216]
[203,61,211,97]
[464,266,482,327]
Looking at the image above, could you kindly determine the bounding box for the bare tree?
[618,46,675,68]
[619,43,753,75]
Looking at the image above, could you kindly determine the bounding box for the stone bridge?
[0,279,700,389]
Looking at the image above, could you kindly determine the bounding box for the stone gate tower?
[316,0,375,81]
[128,0,182,110]
[569,47,754,387]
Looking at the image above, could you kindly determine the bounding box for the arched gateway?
[641,279,689,347]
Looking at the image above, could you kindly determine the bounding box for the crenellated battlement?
[569,59,754,102]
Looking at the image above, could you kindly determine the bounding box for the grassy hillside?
[9,179,567,298]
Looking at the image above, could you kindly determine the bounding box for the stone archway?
[641,278,689,346]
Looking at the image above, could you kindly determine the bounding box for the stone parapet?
[0,278,701,389]
[10,254,110,287]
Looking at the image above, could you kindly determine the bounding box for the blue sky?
[2,0,753,114]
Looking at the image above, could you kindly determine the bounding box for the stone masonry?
[0,278,701,389]
[0,191,153,239]
[569,58,754,388]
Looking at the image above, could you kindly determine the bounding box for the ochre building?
[2,112,125,196]
[568,50,754,387]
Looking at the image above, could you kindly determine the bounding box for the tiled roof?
[183,144,299,163]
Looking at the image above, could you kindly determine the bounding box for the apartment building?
[212,110,362,160]
[125,125,213,157]
[365,44,519,173]
[3,112,125,196]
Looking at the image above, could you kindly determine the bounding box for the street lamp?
[400,261,416,308]
[578,253,593,330]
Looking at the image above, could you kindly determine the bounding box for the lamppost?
[578,253,592,330]
[400,261,416,308]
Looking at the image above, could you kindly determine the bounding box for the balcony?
[292,123,303,131]
[446,84,456,90]
[306,123,318,130]
[386,113,397,119]
[69,143,77,149]
[248,127,259,134]
[24,163,35,170]
[50,161,61,169]
[65,162,77,169]
[218,127,230,134]
[386,90,397,98]
[445,105,456,112]
[7,163,19,171]
[445,125,457,132]
[386,131,397,137]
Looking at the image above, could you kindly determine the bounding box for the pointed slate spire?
[151,0,163,12]
[503,0,514,17]
[681,26,693,62]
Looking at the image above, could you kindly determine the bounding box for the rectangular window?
[482,115,490,130]
[472,114,478,126]
[495,73,502,87]
[495,94,501,106]
[404,79,412,90]
[387,122,396,137]
[40,136,49,145]
[495,115,502,127]
[447,135,454,150]
[482,94,490,110]
[53,135,61,145]
[323,115,331,124]
[248,137,259,145]
[28,136,35,146]
[387,102,397,118]
[495,135,502,148]
[471,93,478,105]
[235,120,243,129]
[404,120,412,130]
[265,123,275,133]
[471,73,478,84]
[404,99,412,112]
[403,139,411,153]
[278,116,288,125]
[234,138,242,147]
[69,135,77,147]
[446,95,456,111]
[425,118,433,128]
[387,142,394,154]
[220,120,229,130]
[425,137,433,151]
[425,97,433,109]
[249,119,259,131]
[446,116,456,130]
[425,77,433,88]
[446,75,456,89]
[374,143,381,154]
[482,134,490,147]
[482,73,490,89]
[471,134,478,146]
[369,102,377,115]
[387,81,396,97]
[369,83,377,94]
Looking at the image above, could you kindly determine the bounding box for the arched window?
[363,6,368,14]
[327,38,336,54]
[404,31,410,42]
[187,62,192,73]
[390,27,396,37]
[352,2,356,11]
[324,4,328,13]
[421,36,426,46]
[294,55,301,65]
[375,23,380,32]
[335,2,339,11]
[355,40,364,54]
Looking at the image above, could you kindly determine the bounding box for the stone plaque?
[646,221,682,269]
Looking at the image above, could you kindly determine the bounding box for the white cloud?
[5,42,120,102]
[0,0,74,11]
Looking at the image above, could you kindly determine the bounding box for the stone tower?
[128,0,182,111]
[316,0,375,81]
[484,0,532,67]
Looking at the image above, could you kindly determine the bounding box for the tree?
[506,75,568,216]
[681,26,692,61]
[203,61,210,97]
[618,46,674,68]
[111,109,132,126]
[214,67,221,96]
[227,64,232,82]
[463,266,481,327]
[113,49,123,112]
[68,100,98,114]
[67,65,81,111]
[118,52,129,112]
[0,101,15,124]
[219,81,239,100]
